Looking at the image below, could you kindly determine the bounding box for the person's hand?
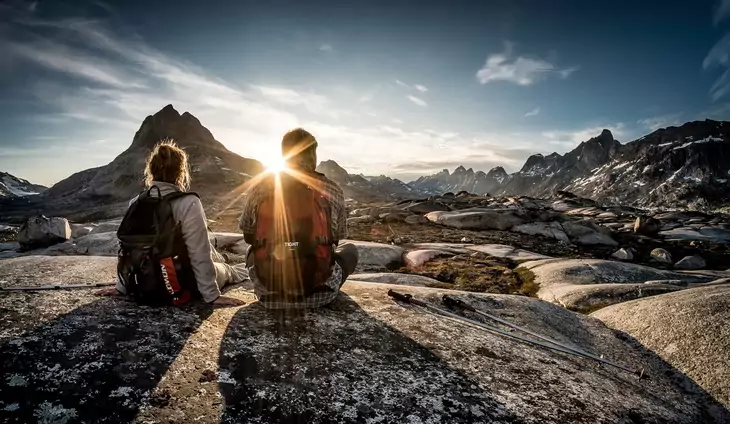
[95,287,122,296]
[212,295,246,307]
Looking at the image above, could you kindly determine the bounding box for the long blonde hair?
[143,139,191,190]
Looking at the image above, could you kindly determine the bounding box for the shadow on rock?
[217,294,515,423]
[0,298,212,423]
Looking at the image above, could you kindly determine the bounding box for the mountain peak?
[599,129,613,140]
[155,104,181,119]
[454,165,467,174]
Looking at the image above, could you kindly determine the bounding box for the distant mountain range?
[0,172,46,198]
[404,121,730,210]
[2,106,729,222]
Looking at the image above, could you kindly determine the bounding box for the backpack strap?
[161,191,200,202]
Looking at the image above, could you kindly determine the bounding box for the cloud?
[407,95,427,107]
[703,33,730,101]
[3,38,142,89]
[396,79,428,93]
[391,118,403,124]
[319,44,333,52]
[524,107,540,117]
[715,0,730,25]
[637,113,683,131]
[476,42,578,86]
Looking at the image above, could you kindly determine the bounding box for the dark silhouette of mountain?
[5,105,263,221]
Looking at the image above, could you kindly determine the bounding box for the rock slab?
[17,216,71,250]
[593,285,730,409]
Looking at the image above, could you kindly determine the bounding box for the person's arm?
[334,187,348,243]
[179,197,221,303]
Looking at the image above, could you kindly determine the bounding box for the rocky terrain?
[412,121,730,211]
[1,254,728,423]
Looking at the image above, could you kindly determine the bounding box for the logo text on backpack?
[284,241,299,248]
[160,263,174,295]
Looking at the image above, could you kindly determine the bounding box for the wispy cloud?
[391,118,403,124]
[524,107,540,117]
[703,33,730,101]
[637,113,683,131]
[407,95,428,107]
[319,44,333,52]
[476,41,578,86]
[715,0,730,25]
[396,79,428,93]
[4,38,142,89]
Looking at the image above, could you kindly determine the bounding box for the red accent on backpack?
[253,176,334,296]
[160,257,191,305]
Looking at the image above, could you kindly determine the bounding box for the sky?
[2,0,730,186]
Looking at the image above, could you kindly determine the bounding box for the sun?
[261,153,288,174]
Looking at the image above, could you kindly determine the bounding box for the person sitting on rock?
[239,128,358,309]
[97,141,247,307]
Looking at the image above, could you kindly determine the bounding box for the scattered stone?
[466,244,552,262]
[346,273,443,287]
[650,248,673,265]
[348,216,375,225]
[560,221,617,246]
[674,255,706,270]
[634,216,661,237]
[403,249,453,268]
[519,258,714,310]
[379,212,408,223]
[62,232,120,256]
[404,215,428,225]
[70,224,94,239]
[512,222,570,243]
[659,227,730,244]
[17,216,71,250]
[405,201,450,215]
[611,248,634,261]
[425,209,525,231]
[341,240,404,270]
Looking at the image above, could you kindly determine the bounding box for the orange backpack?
[252,173,335,296]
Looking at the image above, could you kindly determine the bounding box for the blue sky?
[1,0,730,186]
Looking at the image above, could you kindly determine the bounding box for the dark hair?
[281,128,318,157]
[144,139,191,190]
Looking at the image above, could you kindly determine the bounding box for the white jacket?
[116,181,221,302]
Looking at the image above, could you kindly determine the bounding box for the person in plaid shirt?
[239,128,359,309]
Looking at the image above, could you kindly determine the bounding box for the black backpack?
[116,186,200,306]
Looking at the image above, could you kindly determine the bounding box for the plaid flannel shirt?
[238,170,348,309]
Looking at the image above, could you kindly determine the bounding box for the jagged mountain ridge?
[0,172,46,198]
[315,160,416,201]
[409,165,509,196]
[407,120,730,209]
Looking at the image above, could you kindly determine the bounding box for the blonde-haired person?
[97,141,246,307]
